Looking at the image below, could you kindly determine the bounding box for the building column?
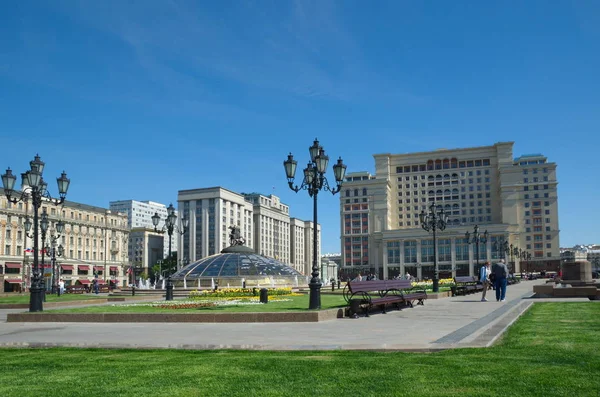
[468,243,474,277]
[399,240,405,277]
[451,238,457,278]
[382,242,388,280]
[416,240,422,280]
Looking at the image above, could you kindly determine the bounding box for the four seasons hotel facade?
[339,142,560,280]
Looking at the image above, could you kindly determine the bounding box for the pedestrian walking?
[479,261,492,302]
[492,259,509,302]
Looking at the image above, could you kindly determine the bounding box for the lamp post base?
[432,278,439,293]
[308,281,321,310]
[166,278,174,301]
[29,285,44,312]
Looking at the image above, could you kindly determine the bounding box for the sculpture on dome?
[229,225,246,246]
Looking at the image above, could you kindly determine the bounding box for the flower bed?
[188,287,300,299]
[112,298,294,310]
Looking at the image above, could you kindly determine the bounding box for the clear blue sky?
[1,1,599,253]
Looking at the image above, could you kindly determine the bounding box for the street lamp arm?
[321,175,342,195]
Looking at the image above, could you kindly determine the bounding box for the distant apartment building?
[243,193,291,264]
[177,187,320,275]
[1,188,129,292]
[109,199,177,260]
[128,228,164,280]
[560,245,600,270]
[340,142,560,280]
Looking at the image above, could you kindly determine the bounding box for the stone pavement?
[0,280,590,351]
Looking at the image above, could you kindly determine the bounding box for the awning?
[4,263,21,269]
[61,265,74,271]
[4,279,22,284]
[93,266,103,271]
[42,264,52,268]
[110,266,118,271]
[78,265,90,270]
[77,279,91,285]
[97,280,106,285]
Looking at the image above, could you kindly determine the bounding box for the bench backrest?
[385,279,414,290]
[454,276,478,284]
[347,280,388,293]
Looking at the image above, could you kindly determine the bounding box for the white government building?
[339,142,560,280]
[177,187,320,276]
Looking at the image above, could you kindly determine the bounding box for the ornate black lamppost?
[2,155,70,312]
[152,203,188,301]
[466,225,488,276]
[44,219,65,295]
[493,238,509,260]
[507,244,520,273]
[284,138,346,310]
[419,203,449,293]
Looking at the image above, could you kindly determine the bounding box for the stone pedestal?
[562,261,593,283]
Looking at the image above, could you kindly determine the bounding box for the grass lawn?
[45,294,348,313]
[0,302,599,396]
[0,294,108,304]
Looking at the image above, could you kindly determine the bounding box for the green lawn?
[45,294,348,313]
[0,302,599,396]
[0,294,108,304]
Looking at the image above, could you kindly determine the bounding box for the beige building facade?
[0,188,129,292]
[340,142,560,280]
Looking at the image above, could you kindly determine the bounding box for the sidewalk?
[0,280,589,351]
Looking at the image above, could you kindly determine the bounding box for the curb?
[6,308,345,323]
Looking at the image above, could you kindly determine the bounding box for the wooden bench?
[343,280,427,318]
[66,285,87,294]
[452,276,483,296]
[388,279,427,308]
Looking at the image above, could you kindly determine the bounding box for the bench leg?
[381,304,387,314]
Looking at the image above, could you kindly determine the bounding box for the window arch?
[354,189,359,197]
[452,188,459,194]
[428,175,435,181]
[362,188,367,196]
[453,204,459,210]
[345,190,350,197]
[443,158,450,169]
[436,190,443,195]
[436,174,443,181]
[444,189,451,195]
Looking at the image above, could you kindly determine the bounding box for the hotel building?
[340,142,560,280]
[0,188,129,292]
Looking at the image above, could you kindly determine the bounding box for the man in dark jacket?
[491,259,509,302]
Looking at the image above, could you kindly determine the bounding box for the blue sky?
[1,0,599,253]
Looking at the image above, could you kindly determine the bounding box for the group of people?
[479,259,509,302]
[352,273,379,282]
